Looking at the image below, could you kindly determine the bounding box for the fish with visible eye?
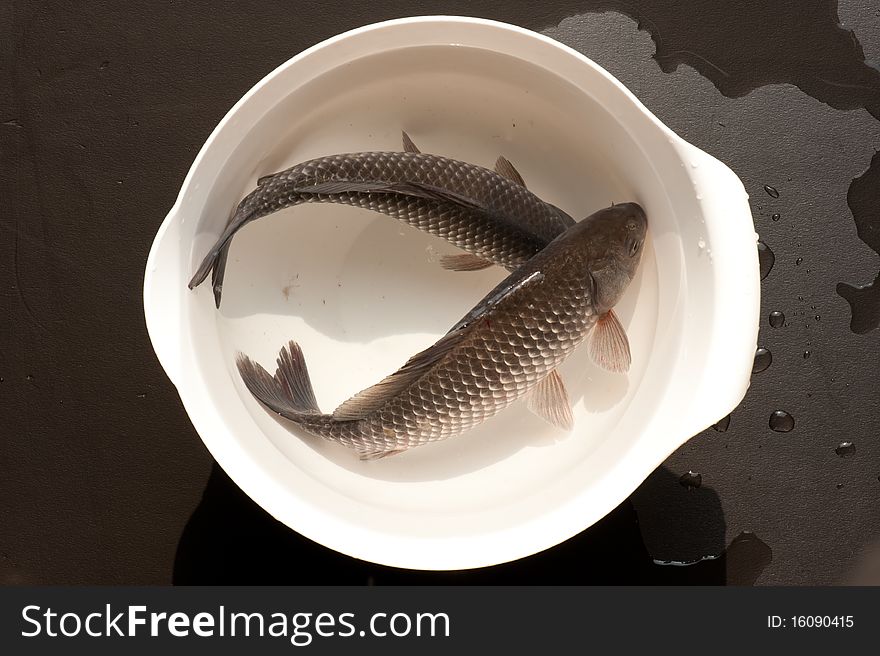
[188,132,575,307]
[236,203,647,459]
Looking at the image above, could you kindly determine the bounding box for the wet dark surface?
[2,1,879,585]
[838,151,880,333]
[175,465,768,585]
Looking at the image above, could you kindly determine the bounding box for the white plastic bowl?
[144,16,759,570]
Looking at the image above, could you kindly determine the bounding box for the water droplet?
[698,237,706,249]
[795,257,803,266]
[771,213,780,222]
[679,471,703,489]
[836,483,844,490]
[713,414,731,432]
[757,241,775,280]
[769,310,785,328]
[753,347,772,373]
[25,375,33,381]
[803,350,811,359]
[763,184,780,198]
[652,532,772,584]
[815,315,820,321]
[835,441,855,457]
[798,296,804,301]
[769,410,794,432]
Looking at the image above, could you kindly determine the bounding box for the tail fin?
[187,225,242,307]
[209,241,231,308]
[188,189,264,305]
[236,341,321,420]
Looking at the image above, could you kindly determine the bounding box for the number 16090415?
[767,615,854,628]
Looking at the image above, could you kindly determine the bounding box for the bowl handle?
[673,140,761,437]
[143,208,185,386]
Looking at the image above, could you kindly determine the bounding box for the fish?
[188,132,575,307]
[235,202,647,459]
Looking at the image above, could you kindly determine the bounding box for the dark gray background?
[2,0,878,585]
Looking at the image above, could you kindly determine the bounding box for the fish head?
[573,202,647,313]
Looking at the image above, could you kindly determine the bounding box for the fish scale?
[189,151,575,305]
[285,228,601,454]
[232,196,646,458]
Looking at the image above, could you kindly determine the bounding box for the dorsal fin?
[450,270,545,333]
[333,267,547,421]
[494,156,526,187]
[290,180,390,195]
[401,130,421,153]
[332,330,467,420]
[384,180,488,211]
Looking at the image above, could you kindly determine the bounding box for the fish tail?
[187,226,246,303]
[187,188,266,305]
[236,340,322,420]
[209,240,231,308]
[188,242,223,292]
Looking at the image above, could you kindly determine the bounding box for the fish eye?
[629,238,642,257]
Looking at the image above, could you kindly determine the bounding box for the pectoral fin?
[526,369,573,430]
[439,253,494,271]
[359,448,407,460]
[588,309,631,373]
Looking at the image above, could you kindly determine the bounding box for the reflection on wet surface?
[769,410,796,432]
[758,241,775,281]
[835,441,856,457]
[753,347,772,373]
[763,185,780,199]
[653,532,773,587]
[679,470,703,489]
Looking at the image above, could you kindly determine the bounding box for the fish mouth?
[615,201,648,236]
